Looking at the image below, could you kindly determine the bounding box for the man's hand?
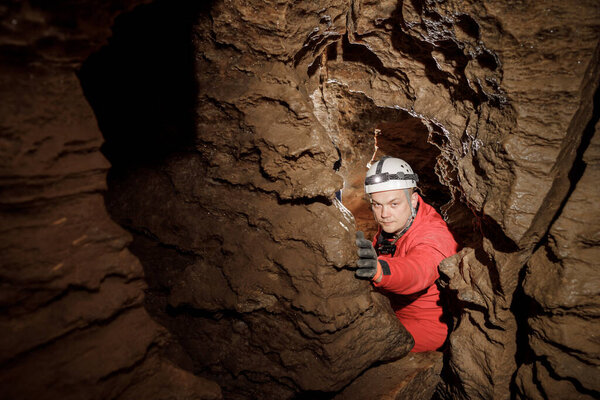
[355,231,382,282]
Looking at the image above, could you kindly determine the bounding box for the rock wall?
[0,2,220,399]
[427,1,600,399]
[2,0,599,399]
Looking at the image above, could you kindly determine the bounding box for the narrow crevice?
[210,176,335,207]
[535,81,600,254]
[473,247,504,296]
[277,195,333,207]
[509,262,538,398]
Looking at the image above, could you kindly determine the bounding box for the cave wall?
[1,0,599,400]
[0,2,220,399]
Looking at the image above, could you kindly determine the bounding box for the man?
[355,156,458,352]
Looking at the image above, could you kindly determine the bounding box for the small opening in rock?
[307,55,322,77]
[455,14,480,40]
[477,49,498,71]
[341,34,386,72]
[326,41,338,61]
[333,105,453,239]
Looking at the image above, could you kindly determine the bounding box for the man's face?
[370,189,418,234]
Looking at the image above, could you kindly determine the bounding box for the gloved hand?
[355,231,382,281]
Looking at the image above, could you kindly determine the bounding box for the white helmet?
[365,156,418,194]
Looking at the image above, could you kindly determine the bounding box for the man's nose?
[380,205,390,218]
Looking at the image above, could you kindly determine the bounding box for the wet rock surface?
[2,0,600,399]
[334,352,444,400]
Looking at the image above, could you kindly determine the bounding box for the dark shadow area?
[455,13,481,40]
[508,257,539,399]
[291,390,335,400]
[76,0,214,381]
[477,49,499,71]
[78,0,214,170]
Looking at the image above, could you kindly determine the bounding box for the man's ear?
[410,191,418,209]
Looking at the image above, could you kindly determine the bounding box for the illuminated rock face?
[1,1,599,399]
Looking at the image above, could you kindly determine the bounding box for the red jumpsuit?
[372,194,458,352]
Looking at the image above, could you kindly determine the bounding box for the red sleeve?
[373,242,447,295]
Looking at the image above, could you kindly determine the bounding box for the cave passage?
[78,0,205,170]
[5,0,599,399]
[309,36,459,240]
[338,113,453,238]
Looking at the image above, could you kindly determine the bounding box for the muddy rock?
[334,352,444,400]
[98,2,416,392]
[106,152,413,398]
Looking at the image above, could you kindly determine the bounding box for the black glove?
[355,231,379,279]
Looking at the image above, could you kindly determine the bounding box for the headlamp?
[365,172,418,186]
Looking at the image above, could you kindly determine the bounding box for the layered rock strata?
[0,2,220,399]
[334,352,444,400]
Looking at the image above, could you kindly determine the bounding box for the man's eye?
[373,204,381,208]
[391,203,398,207]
